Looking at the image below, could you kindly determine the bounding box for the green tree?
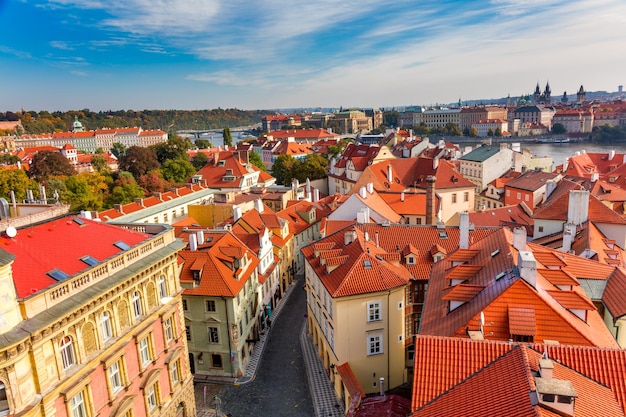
[223,127,233,147]
[249,151,266,171]
[59,172,109,211]
[194,139,213,149]
[106,172,145,206]
[0,169,38,201]
[552,123,567,135]
[118,146,160,180]
[487,128,494,137]
[299,154,328,181]
[161,159,196,184]
[469,127,478,137]
[90,155,110,173]
[111,143,127,159]
[0,154,20,165]
[191,152,209,170]
[29,150,76,182]
[150,136,190,164]
[271,155,298,185]
[495,126,502,137]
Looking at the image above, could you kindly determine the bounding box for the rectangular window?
[368,301,381,322]
[109,361,124,394]
[164,317,174,342]
[139,338,151,365]
[70,391,88,417]
[182,299,188,311]
[170,360,180,386]
[211,354,223,369]
[146,385,158,412]
[464,191,469,202]
[525,194,529,201]
[452,193,457,203]
[185,325,191,342]
[367,335,383,355]
[517,192,521,199]
[206,300,216,312]
[208,327,219,344]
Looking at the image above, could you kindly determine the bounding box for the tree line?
[1,108,274,135]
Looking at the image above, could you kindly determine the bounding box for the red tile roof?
[1,216,150,298]
[411,336,626,416]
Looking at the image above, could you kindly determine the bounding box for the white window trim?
[367,301,382,322]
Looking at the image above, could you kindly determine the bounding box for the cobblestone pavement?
[195,278,314,416]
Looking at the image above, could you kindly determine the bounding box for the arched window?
[60,336,76,369]
[132,291,143,318]
[101,311,113,342]
[158,275,168,299]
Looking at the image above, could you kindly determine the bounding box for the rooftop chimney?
[459,211,470,249]
[359,186,367,199]
[567,190,589,226]
[609,149,616,161]
[562,223,576,253]
[513,227,527,251]
[375,231,379,248]
[387,164,393,183]
[189,234,198,251]
[539,358,554,380]
[545,179,558,201]
[357,207,370,224]
[234,205,242,221]
[254,198,264,213]
[313,189,320,202]
[196,230,205,246]
[433,158,439,170]
[518,251,537,288]
[426,175,437,225]
[344,229,357,246]
[330,157,336,175]
[366,182,374,194]
[401,191,404,202]
[306,177,311,193]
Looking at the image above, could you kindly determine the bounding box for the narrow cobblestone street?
[194,278,314,416]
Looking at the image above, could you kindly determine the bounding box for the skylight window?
[439,232,448,239]
[48,269,71,281]
[80,255,99,266]
[364,260,372,269]
[491,249,500,258]
[73,217,86,226]
[113,241,131,251]
[495,271,506,281]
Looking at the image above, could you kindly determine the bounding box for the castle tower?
[577,85,586,103]
[544,82,551,103]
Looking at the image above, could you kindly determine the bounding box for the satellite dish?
[479,311,485,327]
[5,226,17,238]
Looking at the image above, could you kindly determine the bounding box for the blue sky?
[1,0,626,112]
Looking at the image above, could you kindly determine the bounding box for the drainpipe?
[222,297,235,378]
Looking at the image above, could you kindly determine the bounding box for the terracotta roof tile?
[508,306,537,336]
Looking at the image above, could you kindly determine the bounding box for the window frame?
[205,300,216,312]
[101,311,113,342]
[60,335,76,370]
[132,291,143,319]
[138,337,152,366]
[208,326,219,344]
[367,301,381,322]
[157,275,167,299]
[367,334,383,356]
[108,361,124,394]
[69,391,88,417]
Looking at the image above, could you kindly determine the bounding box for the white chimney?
[513,227,527,252]
[364,231,369,242]
[366,182,374,194]
[306,191,312,201]
[359,186,367,199]
[433,158,439,169]
[357,207,370,224]
[518,251,537,288]
[330,157,336,175]
[313,189,320,202]
[196,230,205,245]
[567,190,589,226]
[591,172,599,182]
[563,158,569,171]
[306,177,311,193]
[545,179,558,201]
[459,211,469,249]
[401,192,405,202]
[344,229,357,245]
[234,205,242,221]
[387,164,393,182]
[255,198,264,213]
[609,149,616,161]
[189,234,198,251]
[562,223,576,253]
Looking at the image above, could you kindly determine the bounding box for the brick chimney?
[426,175,437,225]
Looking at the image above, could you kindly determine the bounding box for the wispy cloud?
[50,41,74,50]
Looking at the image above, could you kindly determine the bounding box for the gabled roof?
[421,227,619,348]
[179,231,259,297]
[411,336,626,416]
[460,145,501,162]
[505,170,559,192]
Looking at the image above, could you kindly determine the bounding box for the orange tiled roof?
[411,336,626,416]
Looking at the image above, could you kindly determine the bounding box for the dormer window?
[406,256,415,265]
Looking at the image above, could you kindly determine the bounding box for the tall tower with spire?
[576,85,586,103]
